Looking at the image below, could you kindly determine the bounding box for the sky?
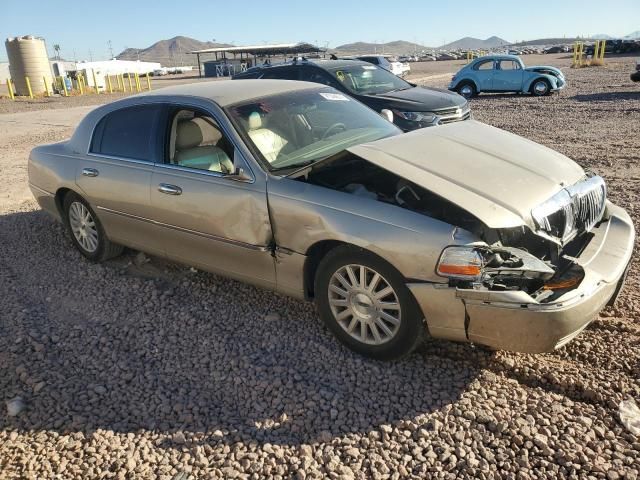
[1,0,638,62]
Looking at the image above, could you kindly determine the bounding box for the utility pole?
[89,49,93,62]
[108,40,114,59]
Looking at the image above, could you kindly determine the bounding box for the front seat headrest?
[176,120,203,149]
[248,112,262,130]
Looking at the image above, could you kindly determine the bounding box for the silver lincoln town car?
[28,80,634,360]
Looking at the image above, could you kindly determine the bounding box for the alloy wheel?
[68,201,99,253]
[328,264,401,345]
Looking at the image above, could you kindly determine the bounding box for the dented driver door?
[149,150,276,289]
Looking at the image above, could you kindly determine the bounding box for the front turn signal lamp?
[436,246,483,281]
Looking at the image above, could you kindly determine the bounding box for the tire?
[63,192,123,261]
[456,81,477,99]
[314,245,425,361]
[530,78,551,96]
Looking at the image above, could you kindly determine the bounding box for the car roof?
[312,59,373,69]
[246,58,375,73]
[473,54,522,62]
[139,79,321,106]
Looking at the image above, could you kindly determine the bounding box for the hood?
[525,65,564,77]
[347,120,585,229]
[367,86,467,111]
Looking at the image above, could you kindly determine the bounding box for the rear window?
[475,60,494,70]
[358,56,379,65]
[90,105,162,161]
[261,67,299,80]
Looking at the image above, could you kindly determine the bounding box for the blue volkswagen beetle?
[449,55,566,98]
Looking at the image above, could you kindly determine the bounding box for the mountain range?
[333,36,510,54]
[117,36,231,65]
[117,31,640,66]
[439,36,509,50]
[333,40,427,55]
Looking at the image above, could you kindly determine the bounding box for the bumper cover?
[409,202,634,353]
[551,78,566,91]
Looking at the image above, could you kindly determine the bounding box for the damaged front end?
[293,152,601,305]
[291,150,632,353]
[435,174,607,305]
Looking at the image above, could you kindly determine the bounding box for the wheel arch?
[456,78,478,94]
[54,187,74,218]
[303,240,348,300]
[302,240,409,300]
[524,74,554,93]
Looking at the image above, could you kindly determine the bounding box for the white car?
[355,55,411,77]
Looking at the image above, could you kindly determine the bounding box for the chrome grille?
[532,175,606,244]
[435,102,471,125]
[568,175,607,233]
[435,106,461,116]
[435,102,468,117]
[439,110,471,124]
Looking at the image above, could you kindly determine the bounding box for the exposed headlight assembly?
[436,246,483,281]
[436,245,555,283]
[393,110,437,124]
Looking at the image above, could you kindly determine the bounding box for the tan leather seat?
[174,119,233,173]
[246,112,288,163]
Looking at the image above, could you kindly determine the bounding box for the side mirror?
[380,109,394,123]
[226,166,252,182]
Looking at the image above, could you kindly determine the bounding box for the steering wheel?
[322,123,347,140]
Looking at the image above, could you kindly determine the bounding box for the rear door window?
[299,67,337,87]
[498,60,520,70]
[91,105,163,161]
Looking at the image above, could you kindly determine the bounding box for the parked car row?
[347,55,411,77]
[584,39,640,56]
[151,66,194,76]
[369,39,640,66]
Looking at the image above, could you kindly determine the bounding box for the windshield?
[327,64,411,95]
[227,88,400,172]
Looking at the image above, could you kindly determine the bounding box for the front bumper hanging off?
[408,202,635,353]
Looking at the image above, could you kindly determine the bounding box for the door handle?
[82,168,99,177]
[158,183,182,195]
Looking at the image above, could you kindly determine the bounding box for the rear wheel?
[457,81,477,99]
[63,192,123,261]
[531,78,551,96]
[315,246,425,361]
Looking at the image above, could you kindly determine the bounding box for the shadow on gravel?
[0,209,483,447]
[573,91,640,102]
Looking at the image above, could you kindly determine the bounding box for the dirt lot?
[1,57,639,479]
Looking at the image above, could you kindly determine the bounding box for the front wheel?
[531,78,551,96]
[63,192,123,261]
[315,246,425,361]
[457,81,477,99]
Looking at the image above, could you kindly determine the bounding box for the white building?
[74,59,161,76]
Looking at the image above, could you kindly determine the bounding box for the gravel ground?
[1,60,639,479]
